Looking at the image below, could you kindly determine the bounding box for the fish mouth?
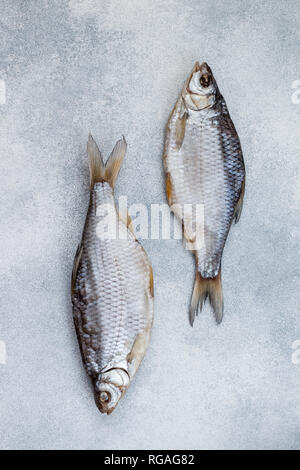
[94,368,130,415]
[191,61,211,74]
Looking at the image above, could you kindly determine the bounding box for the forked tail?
[189,269,223,326]
[87,133,127,188]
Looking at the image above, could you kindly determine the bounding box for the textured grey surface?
[0,0,299,450]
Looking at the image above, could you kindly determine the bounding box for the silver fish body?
[71,136,154,414]
[164,62,245,325]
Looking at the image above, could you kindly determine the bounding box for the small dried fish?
[164,62,245,325]
[71,135,154,414]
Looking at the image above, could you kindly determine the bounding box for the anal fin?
[71,244,83,293]
[234,179,245,224]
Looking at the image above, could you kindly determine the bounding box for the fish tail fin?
[87,134,127,189]
[234,179,245,224]
[189,270,224,326]
[88,133,105,187]
[105,136,127,188]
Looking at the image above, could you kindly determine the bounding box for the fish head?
[183,62,217,110]
[94,368,130,414]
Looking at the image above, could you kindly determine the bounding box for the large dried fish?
[164,62,245,325]
[71,135,154,414]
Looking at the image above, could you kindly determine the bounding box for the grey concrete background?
[0,0,299,450]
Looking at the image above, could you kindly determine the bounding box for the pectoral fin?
[175,111,188,149]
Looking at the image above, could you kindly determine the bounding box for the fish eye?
[200,74,211,88]
[100,391,110,403]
